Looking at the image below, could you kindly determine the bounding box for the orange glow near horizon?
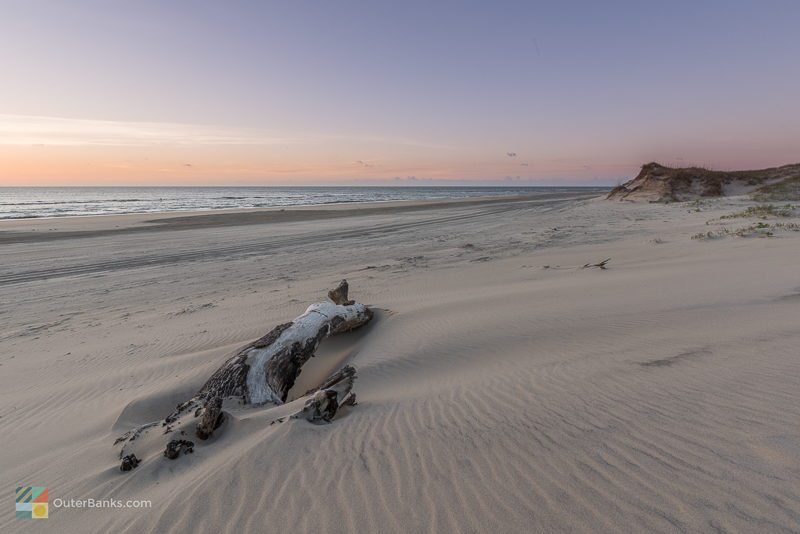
[0,115,624,185]
[1,114,798,186]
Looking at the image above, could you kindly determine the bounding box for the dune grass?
[692,221,800,240]
[718,204,796,220]
[753,176,800,202]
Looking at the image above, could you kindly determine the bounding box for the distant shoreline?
[0,190,602,244]
[0,185,609,221]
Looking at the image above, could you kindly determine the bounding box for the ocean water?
[0,186,609,219]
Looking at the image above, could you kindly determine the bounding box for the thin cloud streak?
[0,115,454,153]
[0,114,300,147]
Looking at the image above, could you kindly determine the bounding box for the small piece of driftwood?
[297,365,358,423]
[164,440,194,459]
[120,454,140,471]
[582,258,611,269]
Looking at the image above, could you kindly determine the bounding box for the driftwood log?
[115,280,372,465]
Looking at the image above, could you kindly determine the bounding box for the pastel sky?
[1,0,799,186]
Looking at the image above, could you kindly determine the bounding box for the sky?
[1,0,799,186]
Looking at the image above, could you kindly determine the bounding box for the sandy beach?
[2,191,799,533]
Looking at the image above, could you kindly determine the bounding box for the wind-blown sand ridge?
[1,191,799,533]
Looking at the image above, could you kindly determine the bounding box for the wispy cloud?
[0,115,455,156]
[320,132,458,152]
[0,114,299,146]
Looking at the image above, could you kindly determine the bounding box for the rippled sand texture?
[1,193,799,533]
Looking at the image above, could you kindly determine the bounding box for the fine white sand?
[1,192,799,533]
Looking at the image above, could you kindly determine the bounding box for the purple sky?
[1,0,799,185]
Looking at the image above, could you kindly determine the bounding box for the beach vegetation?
[692,221,799,239]
[752,176,800,202]
[718,204,795,220]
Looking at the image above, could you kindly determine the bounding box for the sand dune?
[2,193,799,533]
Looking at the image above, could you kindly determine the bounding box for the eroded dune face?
[607,162,800,202]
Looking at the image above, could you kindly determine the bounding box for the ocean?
[0,186,609,220]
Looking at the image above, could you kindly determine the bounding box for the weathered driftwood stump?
[115,280,372,467]
[164,440,194,459]
[296,365,358,423]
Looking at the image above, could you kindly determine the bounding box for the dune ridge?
[607,162,800,202]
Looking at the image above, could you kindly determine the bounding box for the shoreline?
[0,186,611,223]
[0,191,602,244]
